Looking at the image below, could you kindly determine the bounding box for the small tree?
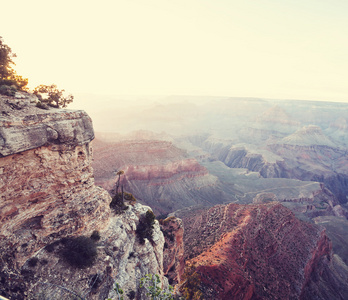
[33,84,73,108]
[0,36,28,91]
[115,170,124,195]
[136,210,156,244]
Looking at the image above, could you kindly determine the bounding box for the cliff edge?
[0,94,167,300]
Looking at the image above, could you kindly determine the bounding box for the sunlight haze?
[1,0,348,103]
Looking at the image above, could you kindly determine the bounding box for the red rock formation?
[160,216,185,285]
[92,137,219,215]
[177,202,348,299]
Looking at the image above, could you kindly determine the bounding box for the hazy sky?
[1,0,348,102]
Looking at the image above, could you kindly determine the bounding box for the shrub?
[36,101,49,110]
[0,84,16,96]
[140,274,174,300]
[33,84,73,108]
[27,257,39,268]
[90,230,101,241]
[110,193,128,214]
[180,264,203,300]
[127,290,136,299]
[136,210,156,244]
[124,192,137,204]
[60,236,97,268]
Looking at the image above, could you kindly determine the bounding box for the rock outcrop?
[0,94,94,157]
[175,202,348,299]
[160,216,185,285]
[0,94,167,300]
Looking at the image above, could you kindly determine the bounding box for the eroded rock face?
[0,94,94,157]
[0,96,167,300]
[25,204,166,300]
[0,143,111,267]
[160,216,185,285]
[176,202,348,300]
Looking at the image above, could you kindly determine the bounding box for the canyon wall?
[92,137,223,215]
[205,140,348,206]
[0,94,167,300]
[175,202,348,299]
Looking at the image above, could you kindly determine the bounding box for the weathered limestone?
[0,94,166,300]
[0,93,94,157]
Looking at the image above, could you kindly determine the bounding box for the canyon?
[88,95,348,299]
[2,93,348,299]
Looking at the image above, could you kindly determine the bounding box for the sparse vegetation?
[0,36,28,94]
[0,37,73,107]
[90,230,101,241]
[33,84,74,108]
[0,84,17,96]
[60,236,98,268]
[27,257,39,268]
[124,192,137,205]
[110,192,129,214]
[107,282,124,300]
[107,275,174,300]
[140,274,174,300]
[159,216,175,226]
[180,264,203,300]
[136,210,156,244]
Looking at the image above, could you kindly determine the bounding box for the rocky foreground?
[0,94,170,299]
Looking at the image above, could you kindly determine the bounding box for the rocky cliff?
[0,94,168,300]
[160,216,185,285]
[175,202,348,299]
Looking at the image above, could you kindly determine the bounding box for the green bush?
[110,193,129,214]
[60,236,97,268]
[0,84,16,96]
[33,84,73,108]
[136,210,156,244]
[124,192,137,204]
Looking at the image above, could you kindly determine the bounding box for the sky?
[1,0,348,103]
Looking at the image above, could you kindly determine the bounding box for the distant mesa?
[280,125,337,147]
[255,105,299,126]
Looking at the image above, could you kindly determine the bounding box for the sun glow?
[1,0,348,104]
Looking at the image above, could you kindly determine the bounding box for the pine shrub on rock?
[110,193,128,214]
[60,236,97,268]
[136,210,156,244]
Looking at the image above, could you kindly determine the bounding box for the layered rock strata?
[92,137,220,215]
[176,202,348,299]
[0,95,166,300]
[160,216,185,285]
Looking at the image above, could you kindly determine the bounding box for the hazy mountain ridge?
[81,95,348,299]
